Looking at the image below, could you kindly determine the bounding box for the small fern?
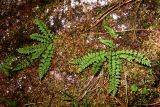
[71,25,151,96]
[14,19,56,80]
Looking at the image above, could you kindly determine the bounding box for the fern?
[0,56,15,76]
[71,25,151,96]
[14,19,56,80]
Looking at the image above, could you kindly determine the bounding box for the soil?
[0,0,160,106]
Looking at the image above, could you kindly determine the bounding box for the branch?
[85,0,134,32]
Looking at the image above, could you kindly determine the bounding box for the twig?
[23,102,43,107]
[132,0,142,40]
[85,0,134,32]
[124,73,128,105]
[78,75,100,101]
[114,96,128,107]
[82,29,159,35]
[142,98,160,106]
[47,93,54,107]
[77,76,95,101]
[116,29,159,33]
[80,75,94,92]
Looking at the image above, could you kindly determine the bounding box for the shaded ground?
[0,0,160,106]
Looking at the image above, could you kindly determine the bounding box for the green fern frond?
[34,19,54,41]
[99,39,115,48]
[34,19,49,35]
[71,51,107,71]
[103,25,118,38]
[17,43,45,54]
[30,33,50,43]
[117,50,151,67]
[13,56,33,71]
[39,43,54,80]
[107,51,122,96]
[0,56,15,76]
[92,59,105,76]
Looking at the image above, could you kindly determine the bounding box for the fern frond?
[117,50,151,67]
[71,51,107,71]
[13,56,33,71]
[99,39,115,48]
[17,43,45,54]
[39,43,54,80]
[0,56,15,76]
[34,19,49,35]
[103,25,118,38]
[34,19,54,41]
[107,51,122,96]
[92,59,105,76]
[30,33,50,43]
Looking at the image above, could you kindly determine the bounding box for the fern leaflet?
[103,24,118,38]
[107,51,122,96]
[30,33,50,43]
[71,51,106,71]
[117,50,151,67]
[34,19,54,41]
[39,43,54,80]
[17,43,45,54]
[34,19,49,35]
[100,39,115,48]
[92,59,105,76]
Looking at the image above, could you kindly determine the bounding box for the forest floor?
[0,0,160,106]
